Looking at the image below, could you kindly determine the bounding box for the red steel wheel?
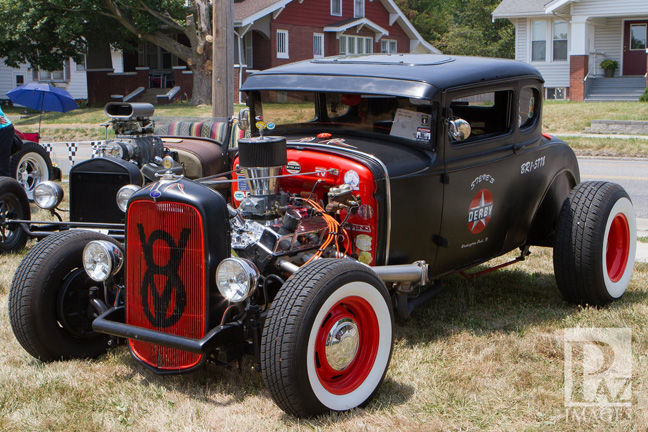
[313,296,380,395]
[262,259,393,417]
[606,213,630,283]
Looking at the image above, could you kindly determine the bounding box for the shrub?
[640,87,648,102]
[600,59,619,70]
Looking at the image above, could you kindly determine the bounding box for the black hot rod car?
[0,102,239,253]
[8,54,636,417]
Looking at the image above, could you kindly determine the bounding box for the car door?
[432,85,525,276]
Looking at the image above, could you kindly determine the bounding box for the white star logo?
[470,191,491,230]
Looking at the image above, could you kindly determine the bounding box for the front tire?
[0,177,30,253]
[10,142,53,200]
[261,259,394,417]
[8,230,119,361]
[554,181,636,305]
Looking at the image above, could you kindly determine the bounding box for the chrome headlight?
[33,181,64,209]
[83,240,124,282]
[216,258,259,303]
[116,184,140,212]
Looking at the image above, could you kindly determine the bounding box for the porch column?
[569,17,589,101]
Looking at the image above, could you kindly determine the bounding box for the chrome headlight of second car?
[83,240,124,282]
[216,258,260,303]
[33,181,64,210]
[116,184,141,212]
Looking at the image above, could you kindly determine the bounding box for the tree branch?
[194,0,212,36]
[101,0,193,62]
[137,0,186,33]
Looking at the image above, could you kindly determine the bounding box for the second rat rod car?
[9,54,637,417]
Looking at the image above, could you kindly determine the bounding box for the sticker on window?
[390,109,433,141]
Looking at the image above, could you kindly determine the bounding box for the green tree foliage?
[0,0,215,104]
[396,0,514,58]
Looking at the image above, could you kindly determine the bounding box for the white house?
[493,0,648,101]
[0,58,88,103]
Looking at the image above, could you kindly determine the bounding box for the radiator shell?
[125,179,230,372]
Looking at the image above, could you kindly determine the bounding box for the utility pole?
[212,0,234,118]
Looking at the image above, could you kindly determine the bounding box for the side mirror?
[238,108,250,131]
[448,118,471,141]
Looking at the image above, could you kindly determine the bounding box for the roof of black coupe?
[241,54,543,99]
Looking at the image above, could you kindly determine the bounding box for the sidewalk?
[637,218,648,264]
[553,132,648,140]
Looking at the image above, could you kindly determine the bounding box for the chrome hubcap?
[325,318,359,371]
[18,159,41,191]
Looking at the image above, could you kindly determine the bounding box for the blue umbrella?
[7,82,79,135]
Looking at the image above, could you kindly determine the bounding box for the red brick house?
[85,0,438,106]
[232,0,439,101]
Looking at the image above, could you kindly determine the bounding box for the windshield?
[251,91,437,148]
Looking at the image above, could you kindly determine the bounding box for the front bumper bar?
[92,306,245,354]
[4,219,125,240]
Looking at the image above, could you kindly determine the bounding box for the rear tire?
[10,142,53,200]
[554,181,636,305]
[0,177,30,253]
[261,259,393,417]
[8,230,119,361]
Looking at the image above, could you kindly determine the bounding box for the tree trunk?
[190,61,212,105]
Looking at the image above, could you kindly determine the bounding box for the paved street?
[578,156,648,263]
[578,157,648,219]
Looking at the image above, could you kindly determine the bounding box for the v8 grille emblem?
[137,224,191,328]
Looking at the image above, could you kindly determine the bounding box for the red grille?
[126,200,205,371]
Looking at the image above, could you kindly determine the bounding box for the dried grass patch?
[1,236,647,430]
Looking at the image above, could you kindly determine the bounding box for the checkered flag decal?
[66,142,79,166]
[91,142,101,159]
[41,142,53,154]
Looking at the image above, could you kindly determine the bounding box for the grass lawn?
[1,100,647,430]
[1,243,646,431]
[4,101,648,157]
[542,101,648,133]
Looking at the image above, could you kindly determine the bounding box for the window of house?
[245,33,254,68]
[340,35,373,54]
[75,56,86,72]
[546,87,566,100]
[331,0,342,16]
[553,21,568,61]
[277,30,289,59]
[519,87,540,129]
[138,40,179,69]
[39,70,65,82]
[449,90,514,143]
[381,39,397,53]
[15,75,24,86]
[354,0,365,18]
[531,20,546,61]
[314,34,325,58]
[630,24,647,50]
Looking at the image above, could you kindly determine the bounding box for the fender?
[526,169,579,247]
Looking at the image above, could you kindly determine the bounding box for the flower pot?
[603,68,615,78]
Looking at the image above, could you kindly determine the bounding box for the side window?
[449,90,513,143]
[519,87,540,130]
[277,30,289,59]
